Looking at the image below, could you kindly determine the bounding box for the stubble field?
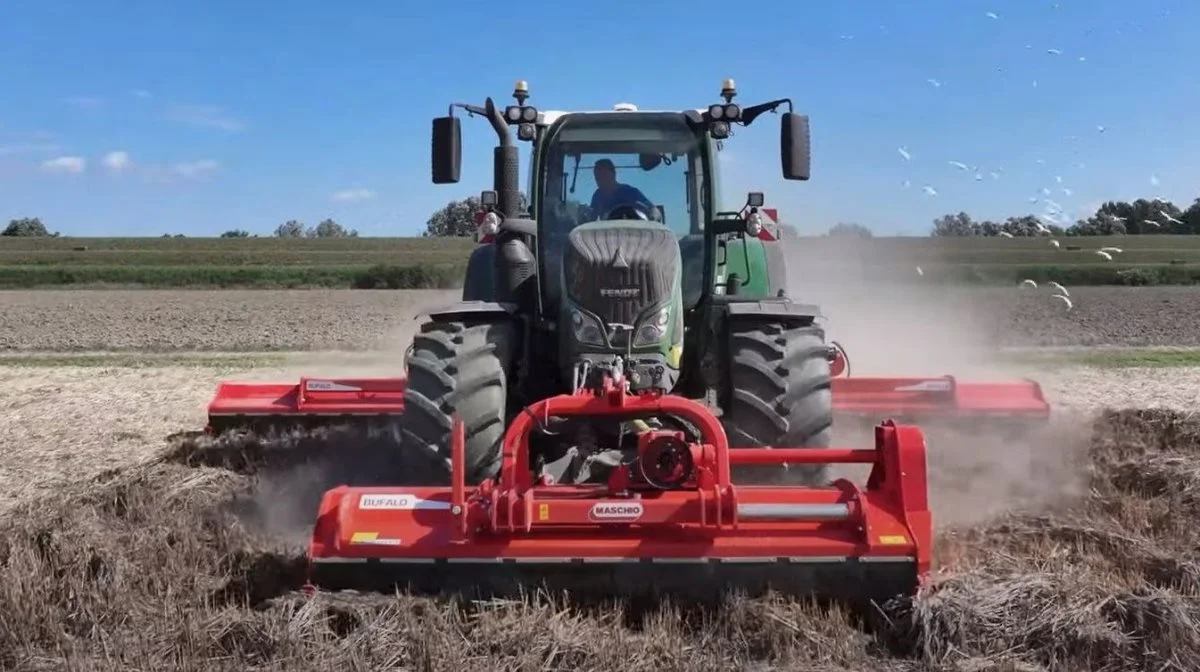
[0,287,1198,671]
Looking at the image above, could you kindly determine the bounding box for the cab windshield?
[537,112,708,240]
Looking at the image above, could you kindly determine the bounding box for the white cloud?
[62,95,104,109]
[331,188,377,202]
[41,156,86,174]
[168,159,221,179]
[102,150,131,173]
[166,104,246,131]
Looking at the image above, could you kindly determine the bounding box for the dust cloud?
[780,233,1090,525]
[271,289,458,378]
[780,233,1014,378]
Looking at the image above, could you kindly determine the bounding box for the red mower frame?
[306,375,934,597]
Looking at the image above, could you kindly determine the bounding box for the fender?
[724,299,822,325]
[462,243,496,302]
[418,300,519,321]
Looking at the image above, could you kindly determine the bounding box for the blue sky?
[1,0,1196,237]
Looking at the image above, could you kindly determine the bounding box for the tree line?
[1,217,359,238]
[927,196,1200,238]
[7,194,1200,239]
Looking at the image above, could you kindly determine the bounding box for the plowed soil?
[1,407,1197,671]
[0,287,1198,670]
[3,286,1200,351]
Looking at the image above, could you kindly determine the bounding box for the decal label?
[589,501,644,522]
[350,532,402,546]
[878,535,908,545]
[538,503,550,521]
[358,493,450,510]
[305,379,361,392]
[893,380,952,392]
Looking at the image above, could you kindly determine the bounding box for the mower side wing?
[832,375,1050,423]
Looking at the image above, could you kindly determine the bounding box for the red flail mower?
[304,374,932,606]
[207,357,1048,606]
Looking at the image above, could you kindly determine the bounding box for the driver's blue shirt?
[590,183,651,218]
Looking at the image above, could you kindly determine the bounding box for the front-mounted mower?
[208,79,1049,605]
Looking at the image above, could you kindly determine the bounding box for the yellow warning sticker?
[350,532,378,544]
[878,535,908,545]
[538,503,550,521]
[667,345,682,368]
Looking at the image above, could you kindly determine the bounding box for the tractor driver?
[590,158,653,220]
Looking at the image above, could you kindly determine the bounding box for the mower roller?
[208,79,1048,605]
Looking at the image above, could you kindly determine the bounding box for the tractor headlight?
[571,309,605,346]
[632,306,671,346]
[479,211,501,237]
[745,211,764,236]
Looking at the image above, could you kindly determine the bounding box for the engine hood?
[564,222,681,326]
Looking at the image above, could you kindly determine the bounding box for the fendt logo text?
[589,501,644,522]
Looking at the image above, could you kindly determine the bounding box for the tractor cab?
[531,109,712,317]
[433,79,811,323]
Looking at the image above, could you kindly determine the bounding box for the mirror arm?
[448,101,512,147]
[740,98,794,127]
[450,102,488,117]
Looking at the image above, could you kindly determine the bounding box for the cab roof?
[538,108,707,126]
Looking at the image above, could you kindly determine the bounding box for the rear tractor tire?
[398,318,515,485]
[721,320,834,486]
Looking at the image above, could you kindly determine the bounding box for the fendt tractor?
[411,78,839,488]
[206,80,1050,604]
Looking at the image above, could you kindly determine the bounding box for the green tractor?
[400,79,835,487]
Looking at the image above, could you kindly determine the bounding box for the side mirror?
[780,112,810,181]
[432,116,462,184]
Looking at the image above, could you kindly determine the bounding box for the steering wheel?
[604,202,655,221]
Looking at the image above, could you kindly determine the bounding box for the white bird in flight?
[1052,294,1073,311]
[1050,239,1061,248]
[1095,250,1113,261]
[1162,211,1183,225]
[998,231,1014,238]
[897,147,911,160]
[986,11,999,19]
[1021,279,1038,288]
[1049,281,1069,297]
[923,185,938,196]
[1099,247,1123,254]
[1141,219,1161,228]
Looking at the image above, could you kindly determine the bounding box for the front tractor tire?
[399,319,515,485]
[722,320,834,486]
